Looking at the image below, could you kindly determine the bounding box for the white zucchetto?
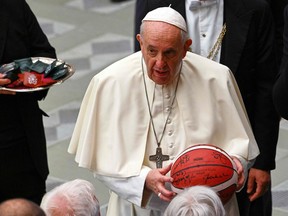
[142,7,187,32]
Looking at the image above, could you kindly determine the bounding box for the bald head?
[0,198,46,216]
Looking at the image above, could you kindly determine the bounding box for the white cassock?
[68,51,259,216]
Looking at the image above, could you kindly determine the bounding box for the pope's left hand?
[231,156,245,191]
[246,168,271,202]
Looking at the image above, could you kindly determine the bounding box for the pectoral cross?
[149,147,169,168]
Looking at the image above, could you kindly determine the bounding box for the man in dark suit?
[267,0,288,65]
[134,1,280,216]
[273,5,288,120]
[0,0,56,205]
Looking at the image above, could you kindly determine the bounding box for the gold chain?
[207,23,227,60]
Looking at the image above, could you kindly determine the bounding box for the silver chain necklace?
[141,57,182,168]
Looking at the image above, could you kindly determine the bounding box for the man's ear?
[183,39,192,57]
[136,34,142,46]
[185,39,192,52]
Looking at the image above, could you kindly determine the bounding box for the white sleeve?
[94,166,151,207]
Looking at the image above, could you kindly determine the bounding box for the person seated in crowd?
[163,186,225,216]
[0,198,46,216]
[40,179,100,216]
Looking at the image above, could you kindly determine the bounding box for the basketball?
[170,144,238,204]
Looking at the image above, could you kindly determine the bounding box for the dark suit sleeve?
[273,5,288,120]
[24,1,56,59]
[269,0,288,64]
[251,3,280,170]
[23,1,56,100]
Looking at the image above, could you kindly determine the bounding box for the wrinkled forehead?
[142,21,182,42]
[140,22,185,54]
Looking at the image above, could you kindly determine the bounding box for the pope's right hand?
[145,163,176,202]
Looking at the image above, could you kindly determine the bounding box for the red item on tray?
[6,71,57,88]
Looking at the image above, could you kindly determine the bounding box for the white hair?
[41,179,100,216]
[164,186,225,216]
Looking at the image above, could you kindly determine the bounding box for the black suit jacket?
[0,0,56,179]
[134,0,279,171]
[267,0,288,64]
[273,5,288,120]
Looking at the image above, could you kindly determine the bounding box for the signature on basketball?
[172,171,230,185]
[212,152,229,164]
[172,171,196,185]
[203,172,230,184]
[172,155,190,171]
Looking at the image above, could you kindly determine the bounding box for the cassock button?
[168,130,173,136]
[165,107,171,112]
[167,118,171,124]
[165,94,170,99]
[169,143,174,148]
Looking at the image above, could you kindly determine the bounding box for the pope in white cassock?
[68,7,259,216]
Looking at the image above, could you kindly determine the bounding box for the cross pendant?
[149,147,170,168]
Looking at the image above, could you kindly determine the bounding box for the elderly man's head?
[41,179,100,216]
[0,198,46,216]
[137,7,192,85]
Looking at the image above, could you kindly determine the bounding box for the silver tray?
[0,57,75,92]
